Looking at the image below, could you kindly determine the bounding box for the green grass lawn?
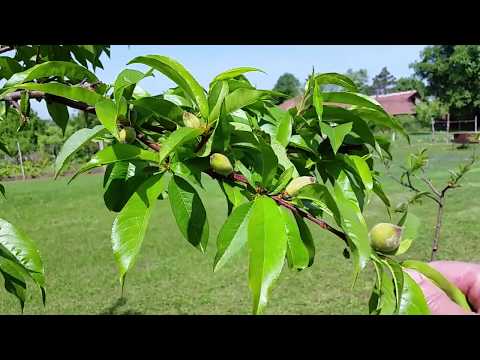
[1,136,479,314]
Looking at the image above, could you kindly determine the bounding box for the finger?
[405,269,475,315]
[428,261,480,312]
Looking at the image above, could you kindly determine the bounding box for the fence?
[431,114,479,143]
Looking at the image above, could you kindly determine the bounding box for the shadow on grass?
[99,297,143,315]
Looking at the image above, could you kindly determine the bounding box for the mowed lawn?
[1,135,480,314]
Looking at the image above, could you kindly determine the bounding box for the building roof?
[278,90,420,116]
[373,90,419,116]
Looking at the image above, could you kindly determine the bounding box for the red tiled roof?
[278,90,419,116]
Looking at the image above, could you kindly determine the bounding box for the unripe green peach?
[210,153,233,177]
[284,176,316,197]
[369,223,403,253]
[183,111,203,129]
[119,127,136,144]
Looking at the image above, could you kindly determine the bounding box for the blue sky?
[33,45,427,118]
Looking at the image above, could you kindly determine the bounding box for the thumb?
[405,269,476,315]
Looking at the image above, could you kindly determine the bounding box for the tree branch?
[2,90,96,114]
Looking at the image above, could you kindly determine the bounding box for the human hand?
[406,261,480,315]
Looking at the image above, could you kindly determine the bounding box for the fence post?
[431,117,435,143]
[446,113,450,144]
[475,115,478,133]
[16,141,25,181]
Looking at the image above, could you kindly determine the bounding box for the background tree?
[345,68,370,93]
[411,45,480,119]
[392,76,426,98]
[370,67,396,95]
[272,73,301,100]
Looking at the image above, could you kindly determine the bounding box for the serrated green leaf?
[5,61,98,87]
[208,80,229,123]
[0,218,45,299]
[158,127,204,165]
[71,143,158,182]
[269,167,294,195]
[211,67,265,84]
[1,82,103,106]
[332,182,371,281]
[114,69,145,101]
[168,175,209,252]
[320,122,352,154]
[95,98,118,138]
[55,125,105,178]
[214,201,253,272]
[224,88,266,115]
[348,155,373,191]
[398,271,430,315]
[47,102,69,135]
[314,73,358,92]
[248,196,287,314]
[128,55,209,118]
[112,173,171,286]
[281,207,314,270]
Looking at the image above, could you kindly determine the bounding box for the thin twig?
[421,177,441,197]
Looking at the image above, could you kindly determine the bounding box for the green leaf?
[114,69,145,101]
[255,141,278,188]
[274,109,292,147]
[211,67,265,84]
[0,56,22,80]
[0,257,27,312]
[224,88,267,115]
[393,213,420,256]
[95,98,119,138]
[0,184,5,198]
[382,258,404,312]
[248,196,287,314]
[5,61,98,87]
[281,207,315,270]
[320,122,352,154]
[170,160,203,189]
[134,96,183,120]
[314,73,358,92]
[332,183,371,279]
[158,127,203,165]
[103,161,150,213]
[112,173,171,286]
[0,218,45,297]
[71,143,158,182]
[322,91,386,113]
[398,271,430,315]
[1,82,103,106]
[218,180,249,215]
[269,167,295,195]
[313,80,323,123]
[55,125,106,178]
[208,80,229,123]
[348,155,373,191]
[296,183,340,221]
[351,107,408,141]
[294,214,315,267]
[270,140,299,178]
[168,175,209,252]
[46,102,69,135]
[372,177,391,210]
[214,201,254,272]
[128,55,209,119]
